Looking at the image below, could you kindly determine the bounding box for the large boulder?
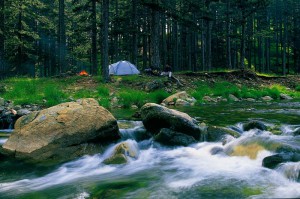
[162,91,196,106]
[1,98,120,163]
[140,103,202,140]
[103,140,139,165]
[154,128,197,146]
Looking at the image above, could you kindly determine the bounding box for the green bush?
[148,89,169,104]
[119,89,147,108]
[98,97,110,108]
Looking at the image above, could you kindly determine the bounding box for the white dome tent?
[108,60,140,75]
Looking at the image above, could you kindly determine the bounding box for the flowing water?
[0,101,300,199]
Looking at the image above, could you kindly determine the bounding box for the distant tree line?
[0,0,300,80]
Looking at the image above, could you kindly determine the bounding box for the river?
[0,101,299,199]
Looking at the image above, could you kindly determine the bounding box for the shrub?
[148,89,169,104]
[119,89,147,108]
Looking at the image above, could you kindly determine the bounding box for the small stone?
[10,109,17,115]
[0,98,5,106]
[245,98,256,102]
[229,94,239,102]
[17,109,32,116]
[131,105,138,109]
[175,99,190,106]
[280,93,293,100]
[262,96,273,101]
[25,105,31,108]
[14,105,22,110]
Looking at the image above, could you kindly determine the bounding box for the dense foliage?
[0,0,299,79]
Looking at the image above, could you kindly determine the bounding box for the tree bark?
[0,0,4,72]
[132,0,138,65]
[226,0,232,69]
[91,0,98,75]
[150,9,160,69]
[101,0,110,82]
[58,0,66,73]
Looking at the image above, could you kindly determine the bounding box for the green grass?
[192,81,287,102]
[148,89,169,104]
[43,85,66,107]
[118,89,147,108]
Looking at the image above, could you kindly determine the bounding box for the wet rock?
[162,91,196,106]
[280,93,293,100]
[14,105,22,111]
[228,94,239,102]
[228,143,266,159]
[131,105,138,109]
[261,96,273,101]
[1,98,120,163]
[17,109,31,116]
[205,126,240,142]
[292,128,300,136]
[210,147,224,155]
[103,140,139,165]
[262,153,300,169]
[243,121,267,131]
[154,128,197,146]
[140,103,202,140]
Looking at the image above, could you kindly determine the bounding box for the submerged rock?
[205,126,240,142]
[1,98,120,163]
[243,121,267,131]
[140,103,202,140]
[261,96,273,101]
[103,140,139,165]
[154,128,197,146]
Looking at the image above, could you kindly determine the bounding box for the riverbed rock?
[280,93,293,100]
[140,103,202,140]
[261,96,273,101]
[1,98,120,163]
[0,98,4,106]
[162,91,196,106]
[154,128,197,146]
[243,121,267,131]
[228,94,239,102]
[205,126,240,142]
[202,96,217,103]
[293,128,300,136]
[103,140,139,165]
[17,109,31,116]
[262,153,300,169]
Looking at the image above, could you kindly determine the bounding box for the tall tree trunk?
[172,20,178,71]
[240,20,246,70]
[226,0,232,69]
[132,0,138,65]
[101,0,110,82]
[17,6,23,74]
[142,9,148,69]
[161,14,167,68]
[0,0,4,72]
[282,6,287,76]
[91,0,98,75]
[150,9,160,69]
[206,19,212,71]
[58,0,66,73]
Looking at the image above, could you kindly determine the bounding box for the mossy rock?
[103,154,128,165]
[103,141,139,165]
[243,121,267,131]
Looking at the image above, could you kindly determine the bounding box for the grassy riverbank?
[1,71,300,109]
